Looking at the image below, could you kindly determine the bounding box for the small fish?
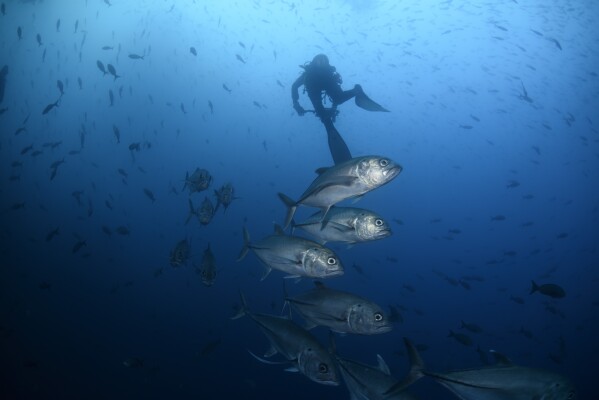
[107,64,120,81]
[122,358,143,368]
[547,37,562,50]
[101,46,114,50]
[42,99,60,115]
[56,18,61,32]
[57,80,64,96]
[128,53,144,60]
[197,244,217,286]
[180,103,187,114]
[77,77,83,90]
[491,215,506,221]
[17,26,22,40]
[190,46,197,56]
[208,100,213,114]
[20,144,34,155]
[459,124,473,129]
[113,125,120,143]
[448,330,473,346]
[97,60,107,75]
[530,281,566,299]
[46,227,60,242]
[143,188,155,203]
[72,240,87,254]
[236,54,246,64]
[74,20,79,34]
[506,180,520,188]
[36,33,42,46]
[222,84,231,93]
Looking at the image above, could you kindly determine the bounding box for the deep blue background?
[1,0,597,399]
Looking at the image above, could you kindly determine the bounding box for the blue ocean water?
[1,0,597,398]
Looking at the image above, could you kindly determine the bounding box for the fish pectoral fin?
[302,321,318,330]
[301,176,359,200]
[284,366,299,373]
[327,221,353,232]
[247,350,286,365]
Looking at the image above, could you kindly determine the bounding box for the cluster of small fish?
[182,167,238,226]
[233,155,415,394]
[166,168,238,287]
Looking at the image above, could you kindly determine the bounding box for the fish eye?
[375,219,383,226]
[379,159,389,167]
[318,363,328,373]
[327,257,337,265]
[374,313,383,321]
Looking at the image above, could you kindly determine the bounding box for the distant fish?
[72,240,87,254]
[190,46,197,56]
[101,46,114,50]
[128,53,144,60]
[97,60,107,75]
[547,37,562,50]
[17,26,22,40]
[208,100,213,114]
[113,125,120,143]
[108,89,114,106]
[36,33,42,46]
[42,99,60,115]
[107,64,120,81]
[530,281,565,299]
[45,227,60,242]
[57,80,64,97]
[491,215,506,221]
[56,18,61,33]
[235,54,246,63]
[143,188,155,203]
[222,84,231,93]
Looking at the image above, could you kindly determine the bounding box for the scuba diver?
[291,54,389,164]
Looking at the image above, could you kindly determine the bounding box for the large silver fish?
[237,226,343,280]
[385,338,576,400]
[197,243,217,286]
[286,281,391,335]
[279,155,402,229]
[232,292,339,386]
[293,206,391,245]
[336,354,419,400]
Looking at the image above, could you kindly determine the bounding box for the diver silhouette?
[291,54,389,164]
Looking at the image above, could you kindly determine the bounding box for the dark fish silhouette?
[97,60,107,75]
[17,26,22,40]
[42,99,60,115]
[107,64,120,81]
[190,47,197,56]
[36,33,42,46]
[236,54,246,63]
[128,53,144,60]
[57,80,64,96]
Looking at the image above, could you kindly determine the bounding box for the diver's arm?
[291,74,306,115]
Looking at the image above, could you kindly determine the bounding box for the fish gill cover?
[0,0,597,399]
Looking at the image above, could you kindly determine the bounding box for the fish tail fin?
[231,290,249,320]
[277,193,297,230]
[530,280,539,294]
[236,227,250,261]
[384,338,425,396]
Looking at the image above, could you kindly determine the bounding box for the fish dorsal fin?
[490,350,513,366]
[274,224,285,235]
[315,167,330,175]
[313,281,326,289]
[376,354,391,375]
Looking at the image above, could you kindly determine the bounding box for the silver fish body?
[232,293,339,386]
[286,281,391,334]
[279,155,402,229]
[293,206,391,244]
[237,227,343,280]
[385,338,576,400]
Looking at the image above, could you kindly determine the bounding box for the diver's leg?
[323,118,352,165]
[327,84,359,106]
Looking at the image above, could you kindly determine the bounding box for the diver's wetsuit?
[291,63,357,164]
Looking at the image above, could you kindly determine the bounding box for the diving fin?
[354,85,389,112]
[324,120,352,165]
